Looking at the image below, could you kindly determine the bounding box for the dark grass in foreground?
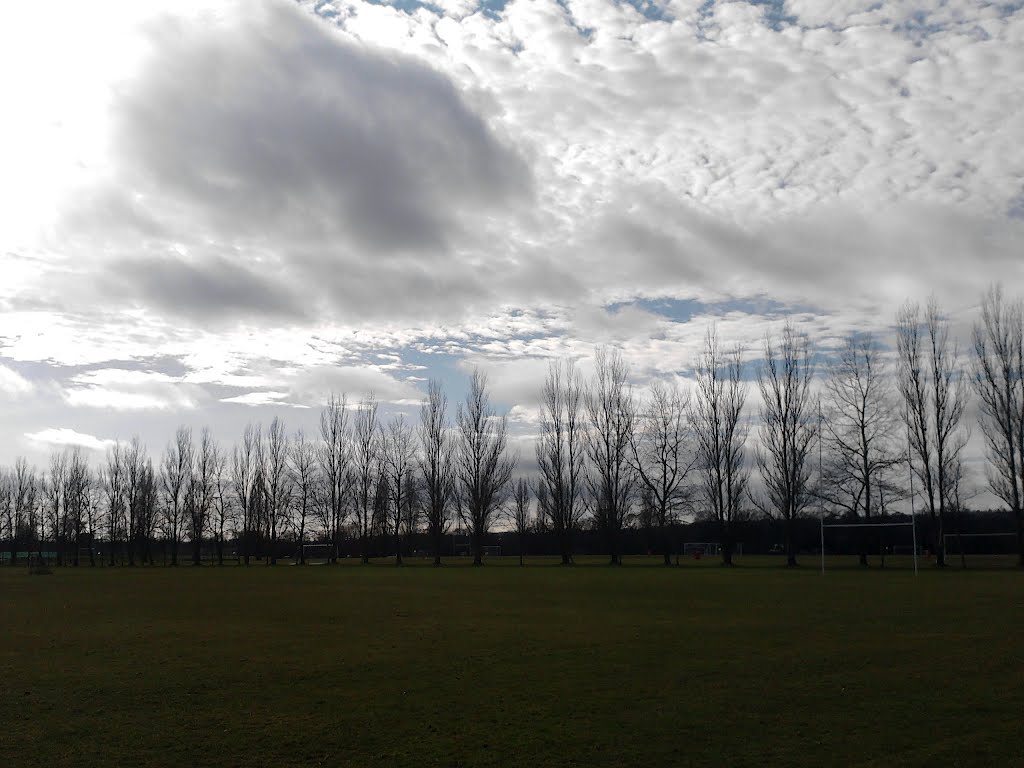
[2,559,1022,767]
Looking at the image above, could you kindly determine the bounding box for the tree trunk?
[660,523,672,566]
[857,524,870,566]
[472,530,483,566]
[785,516,798,567]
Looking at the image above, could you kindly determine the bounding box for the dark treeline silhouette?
[3,286,1023,568]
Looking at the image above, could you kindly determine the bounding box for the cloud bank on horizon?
[0,0,1022,466]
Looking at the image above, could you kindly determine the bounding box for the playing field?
[2,558,1021,767]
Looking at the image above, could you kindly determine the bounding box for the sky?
[1,0,1023,499]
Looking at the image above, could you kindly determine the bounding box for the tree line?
[2,286,1023,568]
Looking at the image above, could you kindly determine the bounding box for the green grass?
[2,558,1022,767]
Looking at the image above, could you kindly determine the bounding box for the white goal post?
[819,520,918,576]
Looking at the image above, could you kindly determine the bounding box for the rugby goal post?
[819,520,918,576]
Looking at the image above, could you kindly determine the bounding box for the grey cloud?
[112,0,529,253]
[52,0,532,326]
[103,252,307,324]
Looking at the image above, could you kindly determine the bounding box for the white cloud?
[220,391,300,407]
[0,364,32,396]
[25,427,116,452]
[63,369,201,411]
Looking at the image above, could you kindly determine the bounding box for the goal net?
[300,543,333,564]
[943,532,1018,568]
[682,542,742,558]
[819,520,918,574]
[481,545,501,558]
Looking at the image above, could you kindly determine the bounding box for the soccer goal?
[300,543,333,564]
[819,519,918,575]
[681,542,742,559]
[683,542,717,558]
[943,532,1018,568]
[481,545,501,558]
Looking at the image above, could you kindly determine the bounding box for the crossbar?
[822,522,915,529]
[820,517,918,575]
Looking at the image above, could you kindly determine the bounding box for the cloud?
[1,0,1023,504]
[63,369,202,411]
[220,391,302,407]
[25,428,116,453]
[101,251,307,324]
[0,364,32,396]
[49,0,530,326]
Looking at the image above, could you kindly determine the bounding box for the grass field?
[2,557,1022,767]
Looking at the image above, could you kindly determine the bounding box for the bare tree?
[160,426,192,566]
[401,467,422,548]
[64,449,91,566]
[353,394,381,564]
[44,452,67,565]
[456,370,515,566]
[0,469,11,565]
[419,380,454,566]
[122,438,148,566]
[822,332,905,564]
[188,428,219,565]
[371,472,391,547]
[690,327,750,566]
[208,441,231,565]
[535,359,586,565]
[138,458,160,565]
[897,298,969,567]
[232,424,260,566]
[261,417,291,565]
[508,478,532,566]
[6,458,38,565]
[630,379,696,565]
[85,470,103,566]
[319,393,351,564]
[103,445,125,565]
[290,429,318,565]
[586,348,636,566]
[12,459,40,564]
[972,285,1024,566]
[534,480,552,534]
[382,415,418,566]
[755,322,818,567]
